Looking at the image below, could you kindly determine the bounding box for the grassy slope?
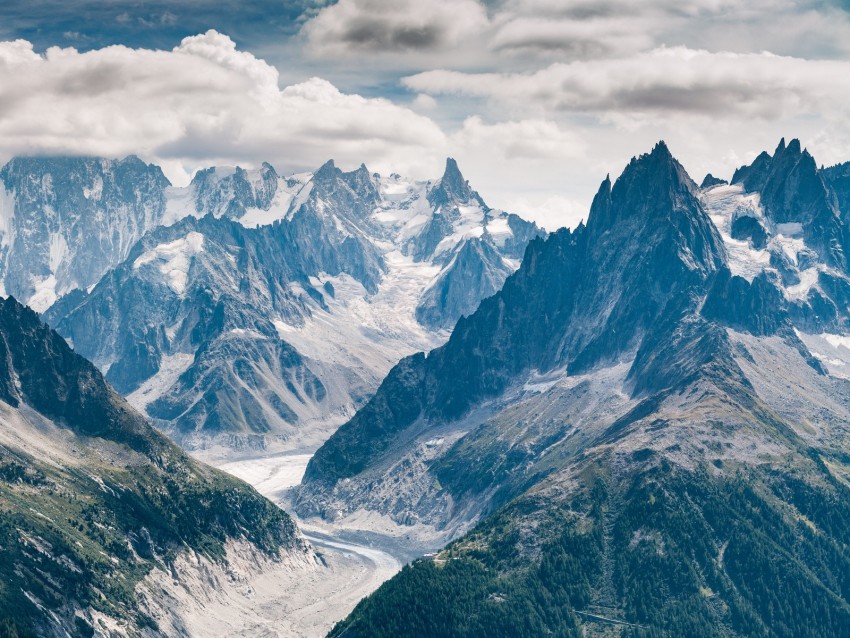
[0,426,300,637]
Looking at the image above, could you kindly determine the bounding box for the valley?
[209,451,426,637]
[6,4,850,636]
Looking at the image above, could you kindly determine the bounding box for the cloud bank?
[0,31,447,180]
[404,47,850,121]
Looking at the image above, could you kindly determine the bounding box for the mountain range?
[0,155,543,451]
[6,136,850,636]
[296,140,850,637]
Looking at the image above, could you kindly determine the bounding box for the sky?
[2,1,850,230]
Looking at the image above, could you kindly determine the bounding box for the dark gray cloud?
[337,19,443,50]
[302,0,489,57]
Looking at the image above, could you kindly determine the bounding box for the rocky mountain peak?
[786,137,801,154]
[0,293,307,637]
[0,295,150,447]
[339,162,380,206]
[584,172,612,228]
[303,142,728,486]
[441,157,466,189]
[191,162,279,218]
[310,159,378,202]
[590,139,704,239]
[427,157,486,210]
[731,137,847,269]
[313,158,339,181]
[700,173,727,188]
[821,159,850,215]
[0,155,171,309]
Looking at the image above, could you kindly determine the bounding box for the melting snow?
[785,268,819,299]
[485,216,512,246]
[239,177,304,228]
[126,352,195,411]
[133,232,204,295]
[702,184,770,282]
[27,275,58,313]
[284,181,314,220]
[702,183,828,302]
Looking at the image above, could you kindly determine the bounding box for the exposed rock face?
[45,215,342,443]
[191,162,279,218]
[700,172,728,188]
[732,137,850,271]
[302,142,726,485]
[415,238,514,330]
[821,159,850,222]
[0,156,170,311]
[729,215,768,249]
[703,142,850,335]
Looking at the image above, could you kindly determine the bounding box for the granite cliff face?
[731,138,850,271]
[302,142,727,485]
[0,156,170,311]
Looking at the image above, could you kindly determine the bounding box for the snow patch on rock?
[133,231,204,295]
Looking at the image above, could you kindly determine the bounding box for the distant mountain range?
[0,154,542,451]
[296,140,850,637]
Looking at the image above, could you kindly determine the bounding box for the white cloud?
[404,47,850,122]
[412,93,438,110]
[0,31,448,180]
[0,39,40,65]
[452,116,585,161]
[499,193,588,232]
[4,22,850,243]
[0,30,599,223]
